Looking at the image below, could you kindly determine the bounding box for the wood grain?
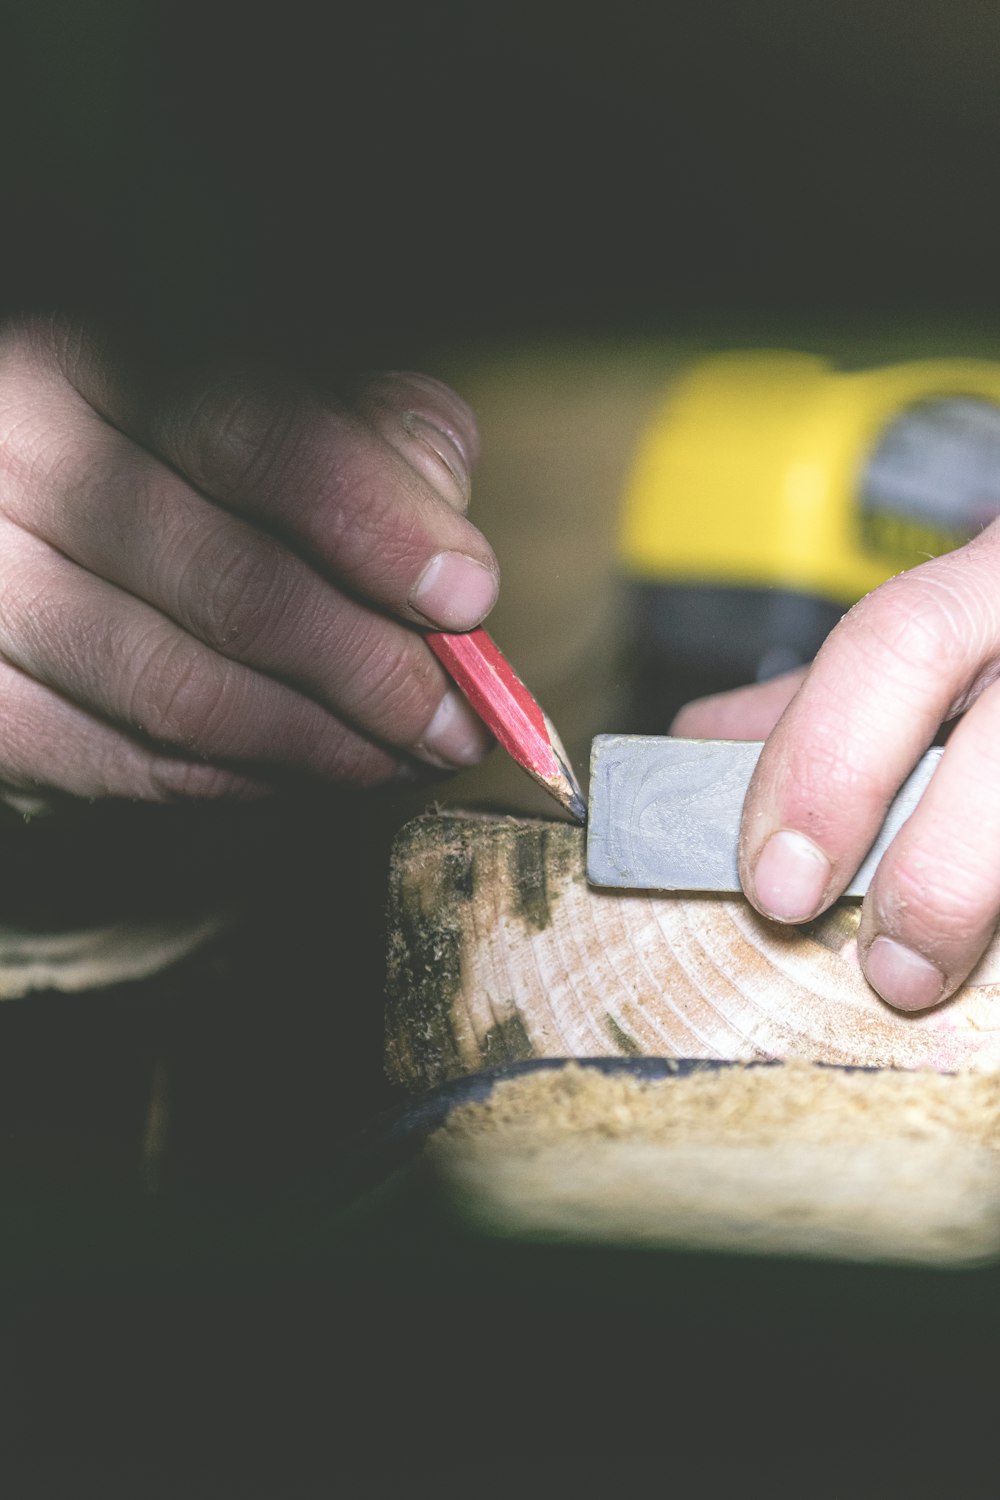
[385,812,1000,1089]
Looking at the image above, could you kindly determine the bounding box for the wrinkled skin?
[8,313,998,1018]
[0,317,498,803]
[673,530,1000,1014]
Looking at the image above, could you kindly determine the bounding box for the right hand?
[673,525,1000,1015]
[0,317,500,802]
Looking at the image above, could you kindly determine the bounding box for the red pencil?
[427,628,587,824]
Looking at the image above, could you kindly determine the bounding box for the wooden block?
[385,812,1000,1091]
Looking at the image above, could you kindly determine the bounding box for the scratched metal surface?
[586,736,944,895]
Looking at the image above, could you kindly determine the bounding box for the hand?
[0,318,499,801]
[672,527,1000,1013]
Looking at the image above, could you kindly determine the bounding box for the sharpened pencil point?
[428,627,586,822]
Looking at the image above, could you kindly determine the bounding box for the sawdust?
[437,1061,1000,1152]
[426,1064,1000,1265]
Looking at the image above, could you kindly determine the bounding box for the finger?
[0,657,272,801]
[858,679,1000,1011]
[0,520,406,788]
[738,532,1000,924]
[670,669,808,740]
[353,370,480,513]
[0,358,491,768]
[45,323,499,631]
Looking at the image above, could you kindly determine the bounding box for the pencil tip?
[552,747,586,824]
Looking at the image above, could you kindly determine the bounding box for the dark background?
[5,3,1000,1493]
[7,0,1000,365]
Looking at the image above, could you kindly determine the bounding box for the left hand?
[0,317,499,802]
[672,524,1000,1013]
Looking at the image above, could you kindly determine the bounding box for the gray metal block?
[586,735,943,896]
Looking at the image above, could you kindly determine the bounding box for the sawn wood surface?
[385,812,1000,1090]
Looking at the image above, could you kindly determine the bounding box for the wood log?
[385,812,1000,1090]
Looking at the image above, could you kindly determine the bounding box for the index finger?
[738,532,1000,923]
[47,322,499,632]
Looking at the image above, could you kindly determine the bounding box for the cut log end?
[385,815,585,1088]
[385,812,1000,1091]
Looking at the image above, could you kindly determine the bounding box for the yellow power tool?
[619,350,1000,728]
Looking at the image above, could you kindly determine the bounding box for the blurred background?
[4,1,1000,1491]
[7,0,1000,353]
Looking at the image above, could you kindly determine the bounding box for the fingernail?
[402,412,471,508]
[751,829,831,922]
[417,689,492,768]
[411,551,498,629]
[864,935,945,1012]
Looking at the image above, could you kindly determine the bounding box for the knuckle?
[0,367,84,505]
[171,380,303,502]
[324,443,427,561]
[363,510,429,586]
[322,453,377,543]
[341,624,438,737]
[850,562,992,685]
[186,528,297,655]
[780,731,890,841]
[0,557,83,664]
[853,585,950,679]
[132,635,234,750]
[0,413,46,502]
[878,847,993,949]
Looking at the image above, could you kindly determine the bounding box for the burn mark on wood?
[604,1013,642,1056]
[505,822,585,932]
[442,849,474,900]
[385,814,588,1088]
[512,826,552,932]
[384,820,468,1089]
[480,1013,534,1069]
[543,824,587,892]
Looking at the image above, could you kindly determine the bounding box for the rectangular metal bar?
[586,736,943,895]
